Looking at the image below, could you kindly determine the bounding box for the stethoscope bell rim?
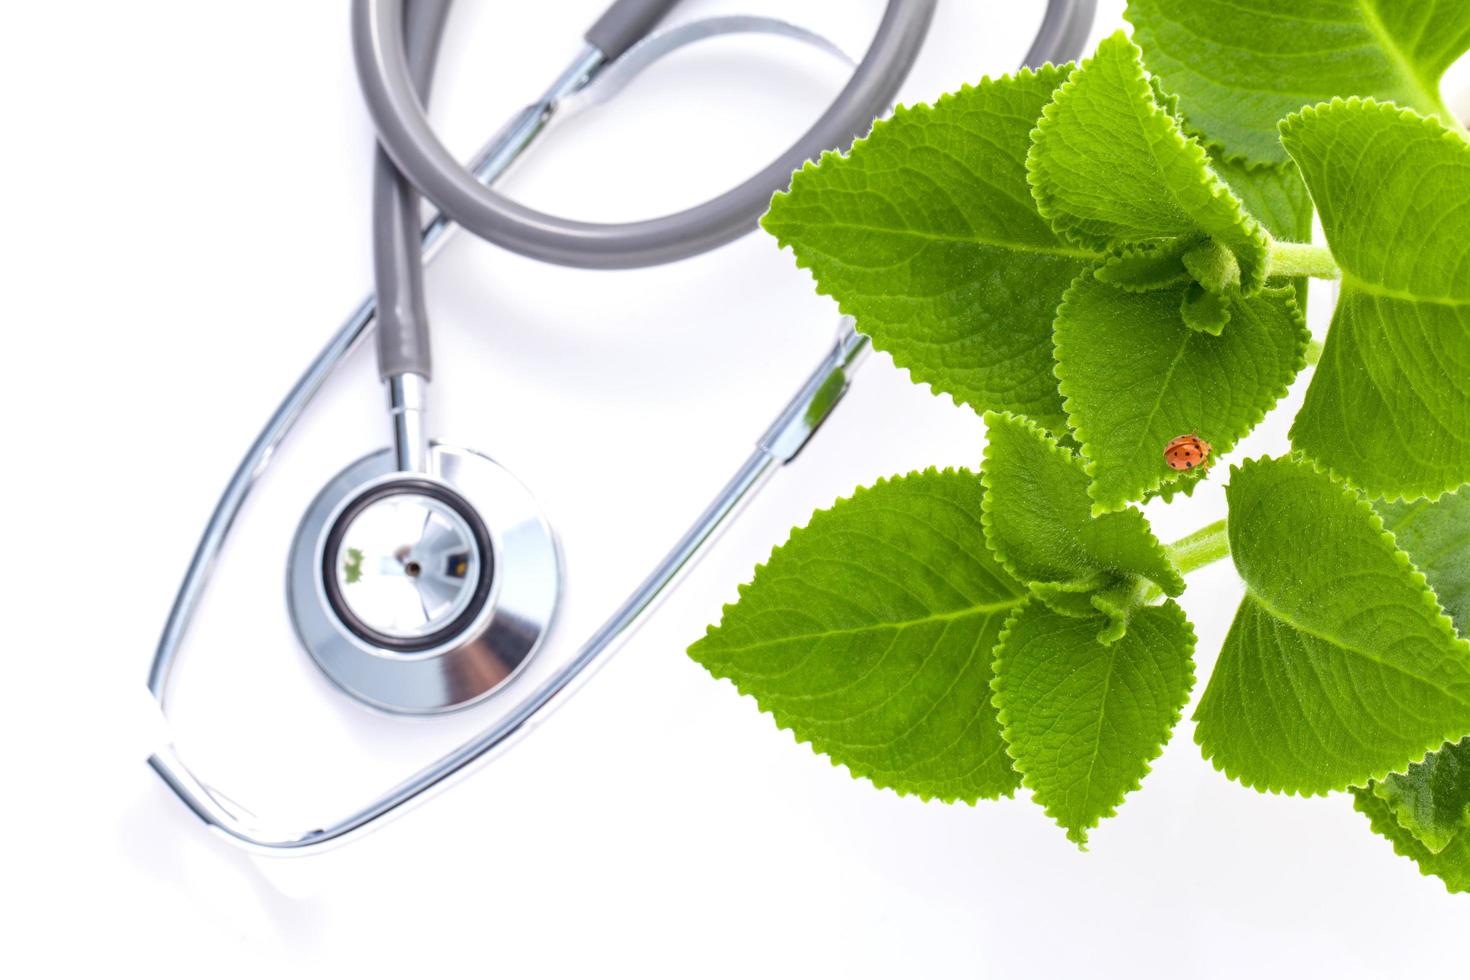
[320,478,494,653]
[287,444,561,714]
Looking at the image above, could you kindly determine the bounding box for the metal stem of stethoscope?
[146,44,605,705]
[145,38,868,851]
[382,45,608,476]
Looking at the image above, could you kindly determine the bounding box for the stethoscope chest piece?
[287,444,560,714]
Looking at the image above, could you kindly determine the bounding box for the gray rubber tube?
[372,0,451,379]
[351,0,937,270]
[1024,0,1097,70]
[585,0,682,61]
[361,0,1096,378]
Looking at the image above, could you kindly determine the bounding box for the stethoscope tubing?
[360,0,936,382]
[355,0,937,271]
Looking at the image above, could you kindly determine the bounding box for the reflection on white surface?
[333,493,479,639]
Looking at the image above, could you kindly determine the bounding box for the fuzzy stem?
[1166,518,1230,575]
[1133,519,1232,608]
[1267,241,1340,280]
[1305,336,1324,366]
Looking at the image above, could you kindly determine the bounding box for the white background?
[5,1,1468,976]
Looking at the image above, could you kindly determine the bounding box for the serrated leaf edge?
[1093,237,1198,293]
[1352,786,1470,895]
[1193,454,1470,797]
[688,466,1026,805]
[1280,97,1470,504]
[760,63,1092,428]
[1054,279,1310,514]
[1371,735,1470,855]
[1123,3,1353,169]
[1026,32,1273,292]
[1122,4,1290,168]
[990,598,1199,847]
[1280,96,1470,163]
[980,410,1186,599]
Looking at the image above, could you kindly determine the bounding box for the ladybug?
[1163,433,1212,472]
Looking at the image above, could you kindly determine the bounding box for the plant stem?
[1305,336,1324,366]
[1133,519,1232,607]
[1166,518,1230,575]
[1267,241,1339,280]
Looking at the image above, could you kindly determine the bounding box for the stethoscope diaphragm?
[287,444,559,714]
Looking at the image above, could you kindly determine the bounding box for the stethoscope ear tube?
[370,0,451,383]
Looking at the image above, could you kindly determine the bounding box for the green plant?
[343,546,365,585]
[688,1,1470,890]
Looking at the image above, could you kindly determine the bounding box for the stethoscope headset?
[147,0,1096,850]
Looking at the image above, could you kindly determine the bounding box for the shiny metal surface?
[388,372,431,473]
[330,490,482,640]
[467,45,606,186]
[288,445,559,713]
[148,318,866,850]
[761,319,867,462]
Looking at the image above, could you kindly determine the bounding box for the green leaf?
[1380,484,1470,634]
[761,66,1096,432]
[1209,154,1313,247]
[992,600,1195,846]
[1179,283,1231,335]
[1181,240,1241,295]
[980,412,1183,640]
[688,469,1025,802]
[1281,101,1470,501]
[1372,736,1470,855]
[1055,277,1308,512]
[1195,456,1470,794]
[1362,487,1470,876]
[1026,32,1269,292]
[1352,783,1470,894]
[1208,154,1314,309]
[1094,238,1196,292]
[343,547,364,585]
[1126,0,1470,166]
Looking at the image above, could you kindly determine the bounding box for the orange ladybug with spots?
[1163,433,1212,472]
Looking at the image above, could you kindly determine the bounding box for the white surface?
[4,1,1466,976]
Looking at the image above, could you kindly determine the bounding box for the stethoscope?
[147,0,1096,851]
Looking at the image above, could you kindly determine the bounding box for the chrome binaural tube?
[148,317,868,850]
